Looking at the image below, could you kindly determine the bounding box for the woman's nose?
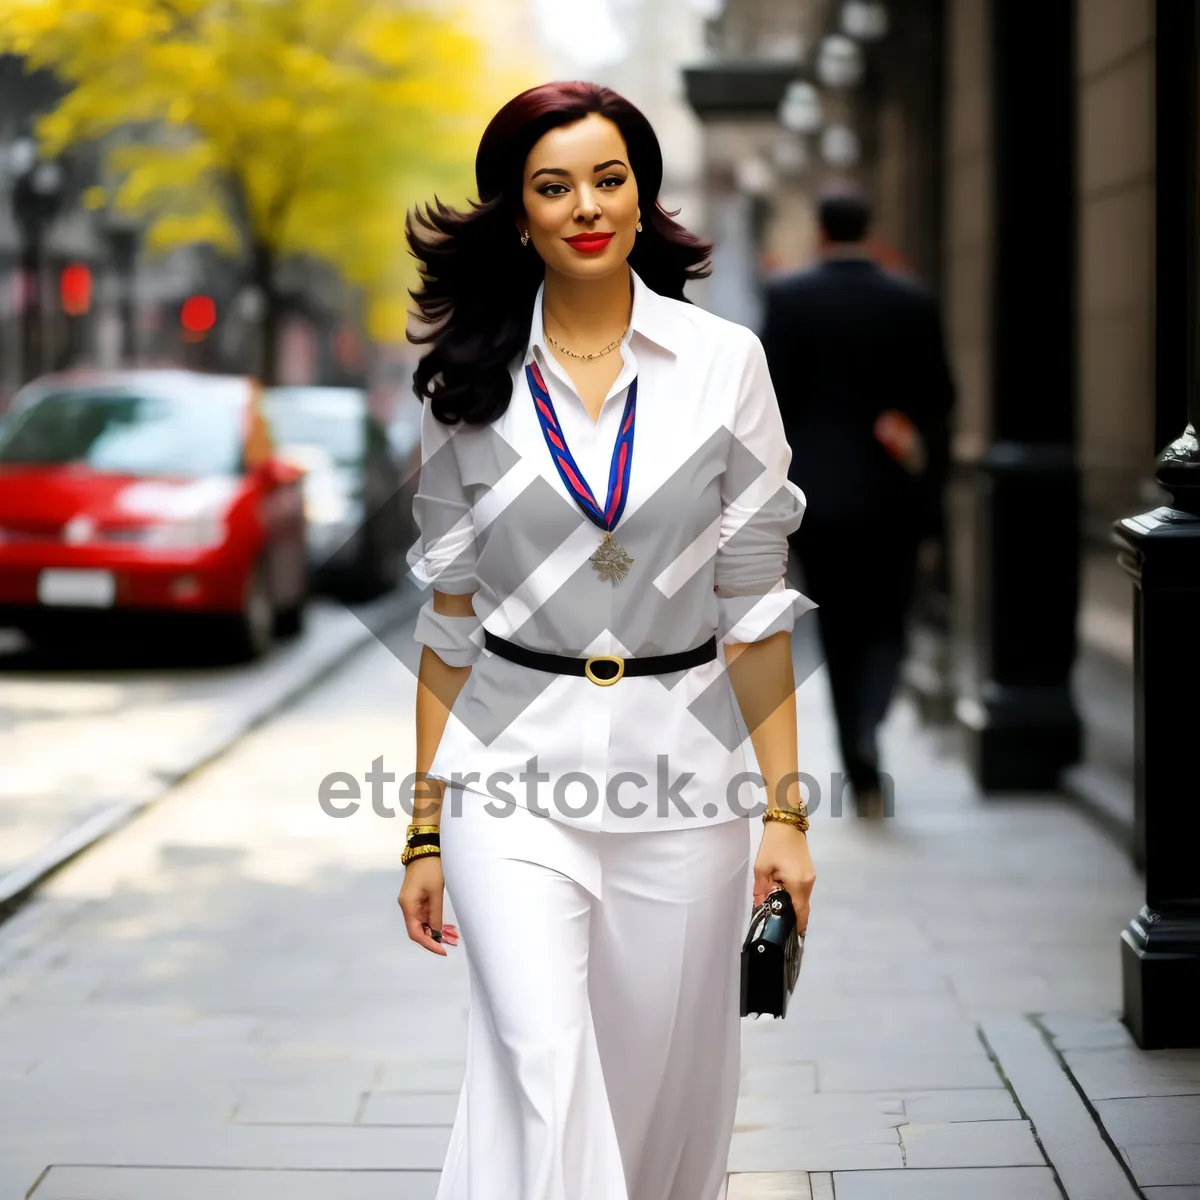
[575,185,602,221]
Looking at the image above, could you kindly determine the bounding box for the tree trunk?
[253,242,281,386]
[19,240,44,384]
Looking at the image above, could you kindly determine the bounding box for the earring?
[636,219,643,233]
[520,229,530,247]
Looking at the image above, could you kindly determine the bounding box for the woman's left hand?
[753,821,815,934]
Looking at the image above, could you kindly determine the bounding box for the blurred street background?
[2,0,1199,1197]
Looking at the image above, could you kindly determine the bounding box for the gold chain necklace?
[545,328,627,361]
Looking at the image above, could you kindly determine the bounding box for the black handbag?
[740,887,804,1018]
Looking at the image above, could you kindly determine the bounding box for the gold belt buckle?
[584,654,625,686]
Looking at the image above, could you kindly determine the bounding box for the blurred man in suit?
[761,186,956,819]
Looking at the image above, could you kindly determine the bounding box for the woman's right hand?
[398,856,459,956]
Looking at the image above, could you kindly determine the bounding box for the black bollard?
[1114,0,1200,1050]
[1113,430,1200,1050]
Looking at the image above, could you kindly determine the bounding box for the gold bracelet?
[763,808,808,825]
[763,806,810,833]
[405,823,440,837]
[401,843,442,867]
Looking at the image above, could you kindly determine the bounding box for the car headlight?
[113,479,235,549]
[126,517,226,549]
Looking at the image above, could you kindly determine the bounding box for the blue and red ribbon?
[526,360,636,532]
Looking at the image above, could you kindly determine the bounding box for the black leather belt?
[483,629,718,687]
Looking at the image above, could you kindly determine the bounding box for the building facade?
[682,0,1200,1046]
[678,0,1170,804]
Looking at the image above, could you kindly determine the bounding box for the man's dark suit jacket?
[760,256,956,536]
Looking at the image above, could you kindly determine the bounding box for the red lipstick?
[563,231,614,254]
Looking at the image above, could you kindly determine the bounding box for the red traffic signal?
[60,264,91,316]
[180,295,216,339]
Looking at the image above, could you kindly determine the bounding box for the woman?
[398,81,817,1200]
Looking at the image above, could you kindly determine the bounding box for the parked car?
[263,386,405,600]
[386,387,422,552]
[0,369,308,660]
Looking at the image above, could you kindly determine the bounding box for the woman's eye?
[599,176,625,188]
[539,184,568,197]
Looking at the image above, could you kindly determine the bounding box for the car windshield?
[0,387,244,477]
[265,390,366,468]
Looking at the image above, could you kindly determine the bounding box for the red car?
[0,369,309,660]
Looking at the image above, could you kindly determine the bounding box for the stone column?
[958,0,1082,789]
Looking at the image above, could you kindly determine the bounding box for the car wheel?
[367,503,403,596]
[274,593,306,639]
[226,561,275,662]
[377,523,403,592]
[342,518,388,603]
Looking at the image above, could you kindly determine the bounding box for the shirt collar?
[823,243,875,262]
[524,268,684,366]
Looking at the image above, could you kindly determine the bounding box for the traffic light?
[60,264,91,316]
[180,295,216,342]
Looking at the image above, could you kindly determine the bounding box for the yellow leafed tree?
[1,0,538,380]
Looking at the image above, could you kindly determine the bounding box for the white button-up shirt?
[407,269,815,831]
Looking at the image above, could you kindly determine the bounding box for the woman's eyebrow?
[530,159,628,181]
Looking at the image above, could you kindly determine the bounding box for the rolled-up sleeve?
[714,331,817,645]
[406,401,479,594]
[413,600,483,667]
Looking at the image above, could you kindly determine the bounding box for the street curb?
[979,1017,1143,1200]
[0,588,421,918]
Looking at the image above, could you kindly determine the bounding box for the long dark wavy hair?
[407,81,712,426]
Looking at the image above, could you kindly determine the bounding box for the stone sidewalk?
[0,625,1196,1199]
[0,588,416,906]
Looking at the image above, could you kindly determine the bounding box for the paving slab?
[358,1090,459,1126]
[898,1118,1044,1168]
[832,1165,1063,1200]
[809,1174,834,1200]
[898,1087,1022,1123]
[814,1051,1001,1093]
[746,1016,985,1058]
[1064,1047,1200,1100]
[28,1166,439,1199]
[1096,1096,1200,1146]
[375,1061,472,1093]
[735,1093,904,1128]
[727,1127,903,1173]
[726,1173,813,1199]
[232,1082,368,1125]
[1122,1144,1200,1188]
[1040,1010,1139,1052]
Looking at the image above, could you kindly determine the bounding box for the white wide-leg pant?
[436,790,752,1200]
